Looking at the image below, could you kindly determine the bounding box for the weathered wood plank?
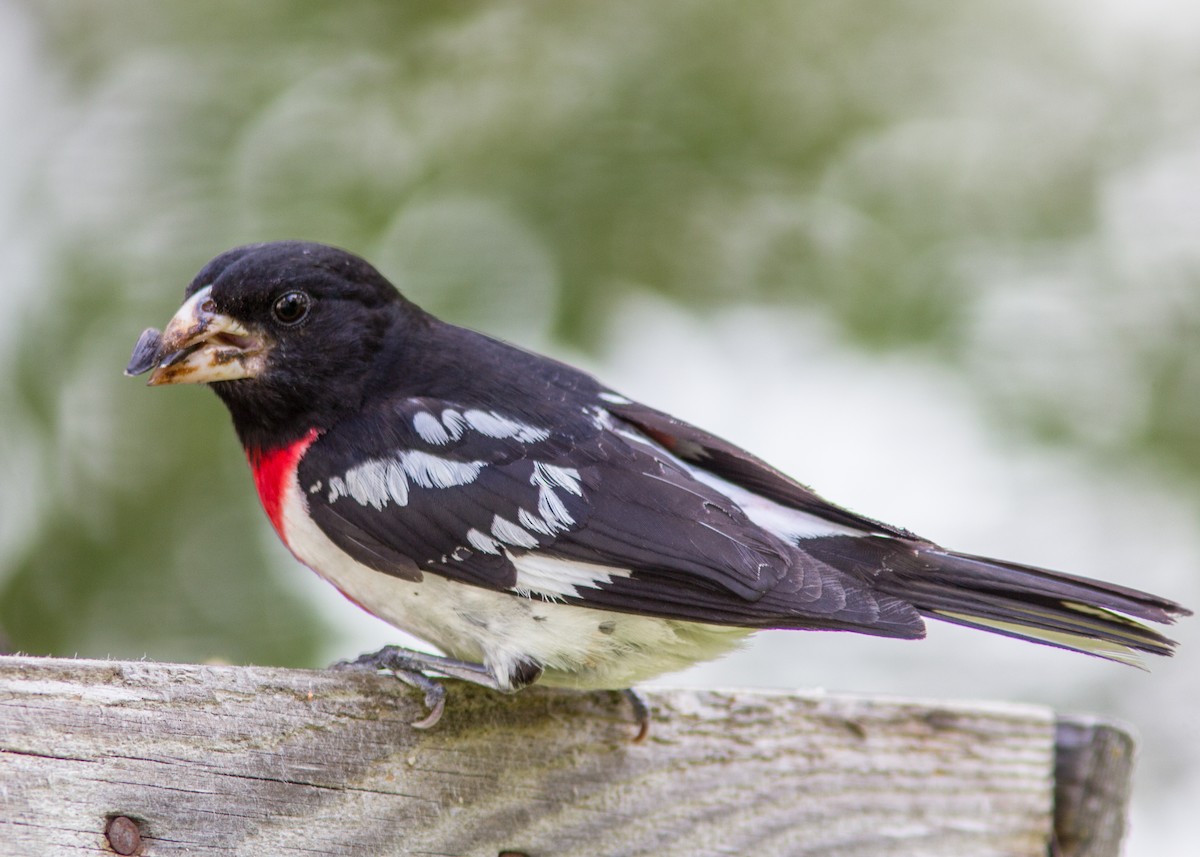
[0,656,1128,857]
[1053,717,1135,857]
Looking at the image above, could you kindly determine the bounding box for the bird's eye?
[272,291,311,325]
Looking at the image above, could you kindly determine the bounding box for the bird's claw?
[331,645,449,728]
[331,651,385,672]
[622,688,651,743]
[391,668,448,729]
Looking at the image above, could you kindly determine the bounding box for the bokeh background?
[1,1,1198,852]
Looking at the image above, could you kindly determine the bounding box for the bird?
[127,240,1189,732]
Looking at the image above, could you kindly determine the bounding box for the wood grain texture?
[0,655,1129,857]
[1053,718,1135,857]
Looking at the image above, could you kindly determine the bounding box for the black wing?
[601,399,1187,658]
[297,394,924,638]
[604,398,918,538]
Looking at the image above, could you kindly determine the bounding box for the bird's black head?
[129,241,427,450]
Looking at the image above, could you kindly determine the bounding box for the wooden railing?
[0,655,1132,856]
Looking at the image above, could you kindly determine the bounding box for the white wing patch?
[413,411,450,445]
[517,507,554,536]
[523,462,581,535]
[326,451,485,509]
[412,408,471,445]
[326,398,588,569]
[491,514,540,549]
[411,404,550,445]
[442,409,468,437]
[532,462,582,495]
[510,552,632,600]
[466,527,502,555]
[463,409,551,442]
[402,451,485,489]
[324,459,396,510]
[437,460,587,566]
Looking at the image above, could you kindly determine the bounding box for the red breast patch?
[246,428,320,544]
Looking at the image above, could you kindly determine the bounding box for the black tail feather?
[877,547,1190,664]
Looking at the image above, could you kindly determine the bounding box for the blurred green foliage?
[1,0,1198,667]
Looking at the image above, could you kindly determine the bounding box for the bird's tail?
[874,548,1190,665]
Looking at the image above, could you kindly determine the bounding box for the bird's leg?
[621,687,651,743]
[333,645,503,729]
[337,646,649,739]
[335,644,502,686]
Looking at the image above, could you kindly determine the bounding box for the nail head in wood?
[105,815,141,855]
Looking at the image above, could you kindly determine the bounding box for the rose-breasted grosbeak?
[128,241,1188,728]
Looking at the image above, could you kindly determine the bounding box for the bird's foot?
[335,647,649,739]
[621,687,651,743]
[388,667,448,729]
[333,645,501,729]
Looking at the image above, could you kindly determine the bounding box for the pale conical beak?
[125,285,267,386]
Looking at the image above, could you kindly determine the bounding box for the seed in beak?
[125,328,165,377]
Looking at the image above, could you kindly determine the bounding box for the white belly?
[279,468,750,689]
